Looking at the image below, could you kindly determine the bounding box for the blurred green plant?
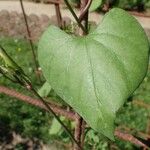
[0,38,52,142]
[115,0,150,11]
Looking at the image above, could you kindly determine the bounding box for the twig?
[143,118,150,150]
[45,0,61,4]
[54,2,63,28]
[63,0,87,34]
[30,86,81,149]
[74,113,84,150]
[17,70,82,149]
[0,85,75,120]
[19,0,41,81]
[117,125,150,140]
[114,130,149,149]
[80,120,86,148]
[55,4,63,28]
[78,0,92,23]
[73,1,90,149]
[0,44,81,149]
[0,85,149,148]
[79,0,89,35]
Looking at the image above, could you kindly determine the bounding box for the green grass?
[0,37,55,142]
[0,37,150,149]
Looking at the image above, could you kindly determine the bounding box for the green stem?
[31,88,82,149]
[20,76,82,150]
[0,46,82,150]
[0,68,16,83]
[63,0,87,34]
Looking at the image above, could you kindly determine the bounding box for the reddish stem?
[54,3,63,28]
[0,86,75,120]
[74,113,83,150]
[0,85,149,149]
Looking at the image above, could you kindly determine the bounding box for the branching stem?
[19,0,41,82]
[63,0,87,34]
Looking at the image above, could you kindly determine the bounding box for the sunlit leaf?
[38,82,51,97]
[38,8,149,139]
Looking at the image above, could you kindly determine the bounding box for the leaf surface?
[38,8,149,139]
[89,0,103,11]
[38,82,51,97]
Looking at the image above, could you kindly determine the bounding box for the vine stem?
[19,0,41,82]
[79,0,92,23]
[80,0,89,35]
[0,85,149,149]
[74,1,90,150]
[21,78,82,150]
[63,0,87,35]
[0,45,82,150]
[74,114,86,150]
[54,2,63,28]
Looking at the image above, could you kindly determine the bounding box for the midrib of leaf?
[84,36,130,112]
[84,38,104,121]
[89,33,132,93]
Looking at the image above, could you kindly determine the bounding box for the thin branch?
[0,84,81,149]
[74,113,84,150]
[30,87,80,149]
[115,130,149,149]
[73,1,90,149]
[143,118,150,150]
[0,45,81,149]
[22,72,82,149]
[55,3,63,28]
[80,120,86,148]
[0,85,75,120]
[117,125,150,140]
[45,0,61,5]
[19,0,40,77]
[1,85,149,149]
[79,0,89,35]
[63,0,87,34]
[78,0,92,22]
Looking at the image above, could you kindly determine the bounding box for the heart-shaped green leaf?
[38,8,149,139]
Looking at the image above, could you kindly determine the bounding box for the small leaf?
[38,8,149,139]
[38,82,51,97]
[89,0,103,11]
[0,46,20,70]
[49,118,62,135]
